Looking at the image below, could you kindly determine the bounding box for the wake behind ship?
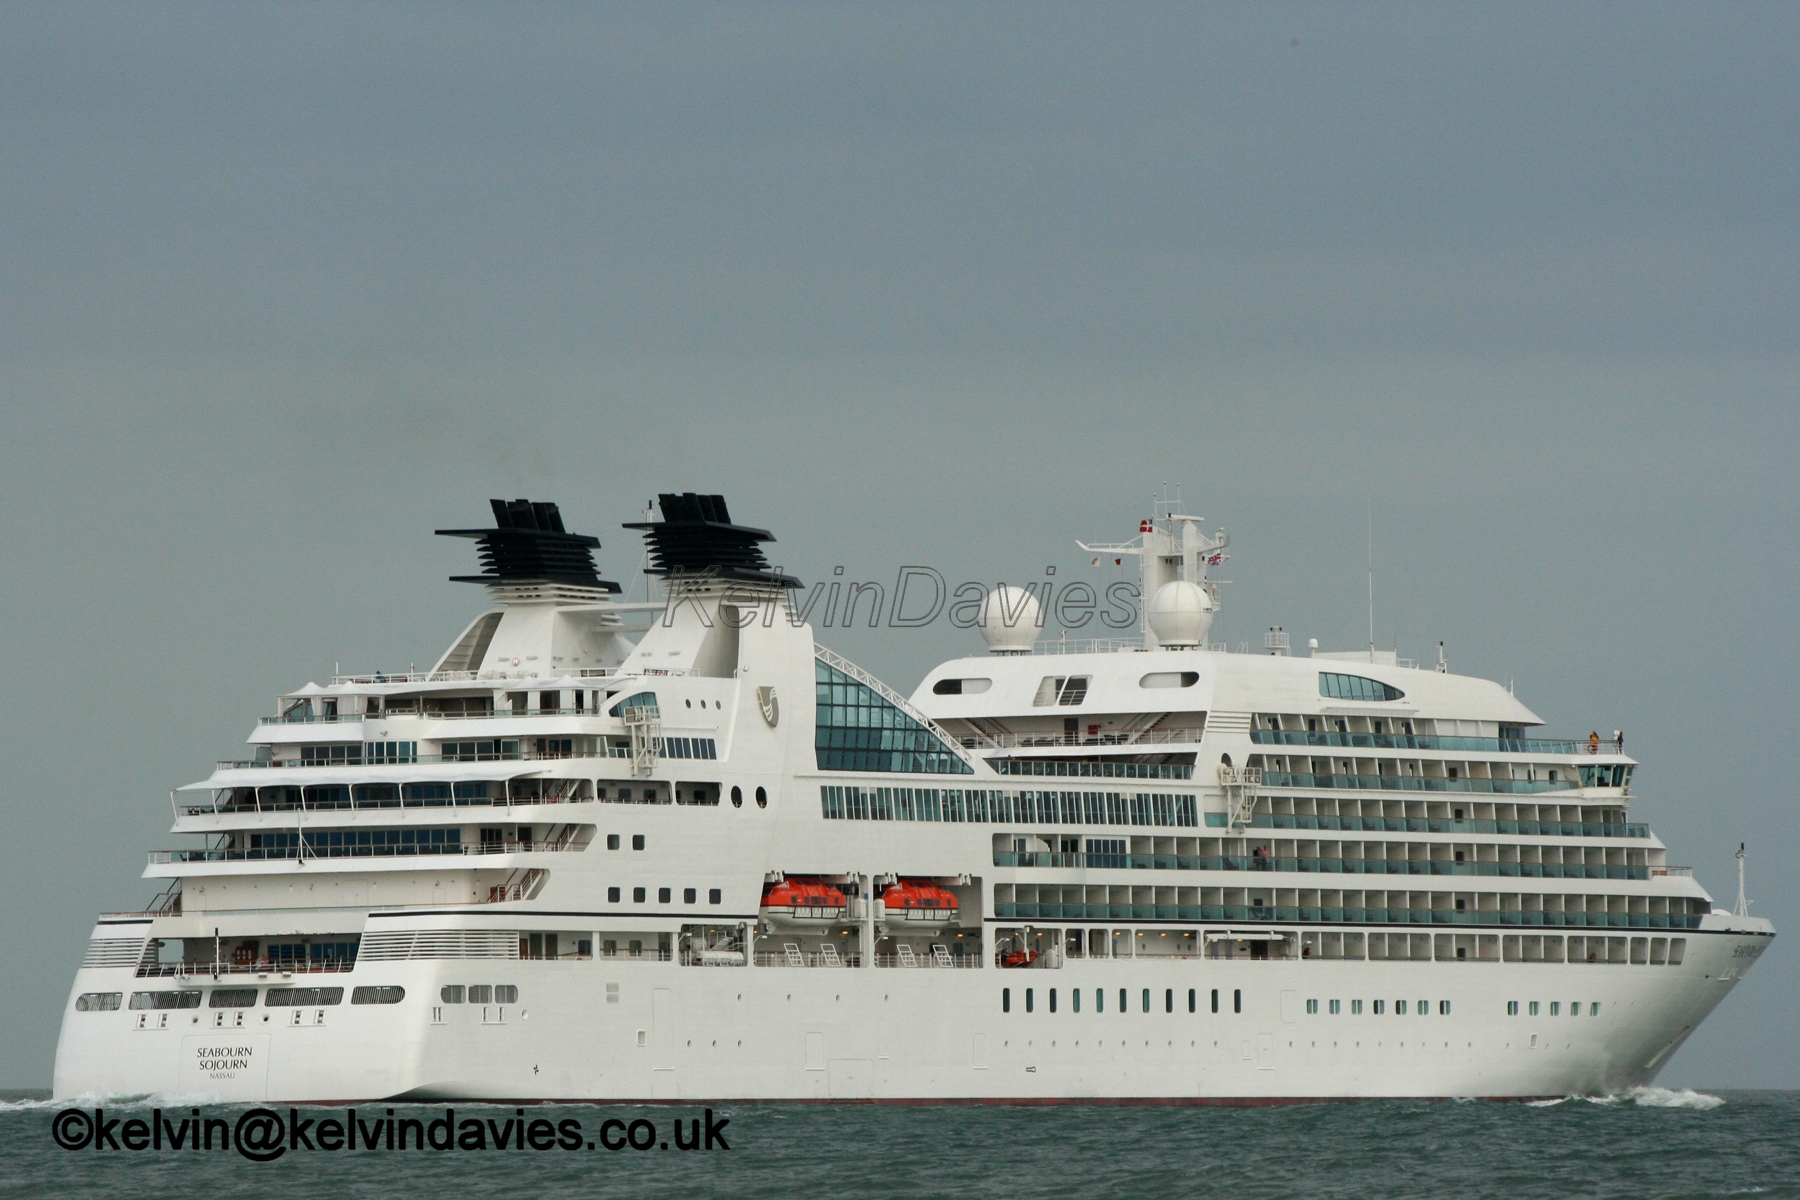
[54,495,1772,1102]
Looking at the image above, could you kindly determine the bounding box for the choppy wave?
[1528,1086,1725,1110]
[0,1089,223,1112]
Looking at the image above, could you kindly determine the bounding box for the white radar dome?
[978,585,1041,654]
[1148,580,1215,648]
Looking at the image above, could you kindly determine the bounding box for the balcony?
[987,903,1701,930]
[963,727,1206,751]
[1251,731,1624,755]
[149,841,579,865]
[993,851,1652,879]
[1217,814,1648,837]
[1258,772,1586,795]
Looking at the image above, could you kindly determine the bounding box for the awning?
[181,763,554,791]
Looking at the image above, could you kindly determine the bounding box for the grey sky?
[2,3,1795,1088]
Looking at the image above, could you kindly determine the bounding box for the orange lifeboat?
[881,879,959,926]
[759,877,849,928]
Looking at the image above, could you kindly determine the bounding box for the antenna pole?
[1366,502,1375,661]
[1736,843,1750,917]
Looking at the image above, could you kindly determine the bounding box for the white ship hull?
[55,922,1766,1103]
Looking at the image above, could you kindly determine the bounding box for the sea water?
[2,1089,1796,1199]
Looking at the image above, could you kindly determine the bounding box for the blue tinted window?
[1319,673,1405,702]
[814,660,972,774]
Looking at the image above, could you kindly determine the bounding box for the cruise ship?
[53,495,1772,1102]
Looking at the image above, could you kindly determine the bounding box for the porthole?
[731,786,742,808]
[755,786,767,809]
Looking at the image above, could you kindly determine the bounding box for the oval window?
[730,785,743,808]
[755,786,768,809]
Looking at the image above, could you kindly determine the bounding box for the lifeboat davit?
[759,877,849,929]
[881,879,959,925]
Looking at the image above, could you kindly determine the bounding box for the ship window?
[1397,1000,1409,1015]
[1319,673,1405,702]
[1073,989,1081,1013]
[607,835,620,850]
[1049,988,1056,1013]
[1529,1001,1540,1016]
[756,787,768,808]
[496,986,518,1003]
[683,888,696,904]
[709,889,722,904]
[1306,999,1318,1014]
[1003,988,1011,1013]
[129,991,200,1010]
[1141,989,1150,1013]
[266,987,343,1007]
[1119,988,1128,1014]
[468,986,493,1003]
[1211,989,1219,1014]
[1166,988,1174,1013]
[208,989,258,1009]
[1416,999,1427,1016]
[1189,989,1197,1014]
[441,986,465,1004]
[633,887,646,903]
[608,887,620,902]
[632,835,645,850]
[350,986,405,1005]
[609,692,659,719]
[1351,999,1363,1015]
[815,659,972,774]
[932,678,993,695]
[659,888,672,904]
[1139,671,1200,689]
[75,993,122,1012]
[1329,999,1341,1015]
[1507,1001,1518,1015]
[1372,1000,1385,1015]
[1234,989,1242,1014]
[1440,1000,1452,1015]
[732,786,743,808]
[1590,1002,1600,1016]
[1026,989,1034,1013]
[1033,676,1091,706]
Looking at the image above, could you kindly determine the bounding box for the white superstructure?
[53,495,1772,1103]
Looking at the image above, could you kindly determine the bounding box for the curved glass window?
[1319,673,1405,702]
[815,660,972,774]
[608,691,659,718]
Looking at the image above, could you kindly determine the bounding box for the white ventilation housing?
[978,585,1040,654]
[1147,580,1214,647]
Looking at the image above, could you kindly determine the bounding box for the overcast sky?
[2,3,1795,1089]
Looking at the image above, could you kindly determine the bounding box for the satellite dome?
[978,585,1040,654]
[1148,580,1215,648]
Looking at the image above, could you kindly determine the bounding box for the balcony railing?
[260,706,633,725]
[1259,772,1587,795]
[217,749,625,769]
[963,727,1206,751]
[1215,814,1648,837]
[135,959,356,979]
[1251,731,1624,756]
[988,903,1702,929]
[150,841,578,864]
[994,851,1652,879]
[183,793,585,816]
